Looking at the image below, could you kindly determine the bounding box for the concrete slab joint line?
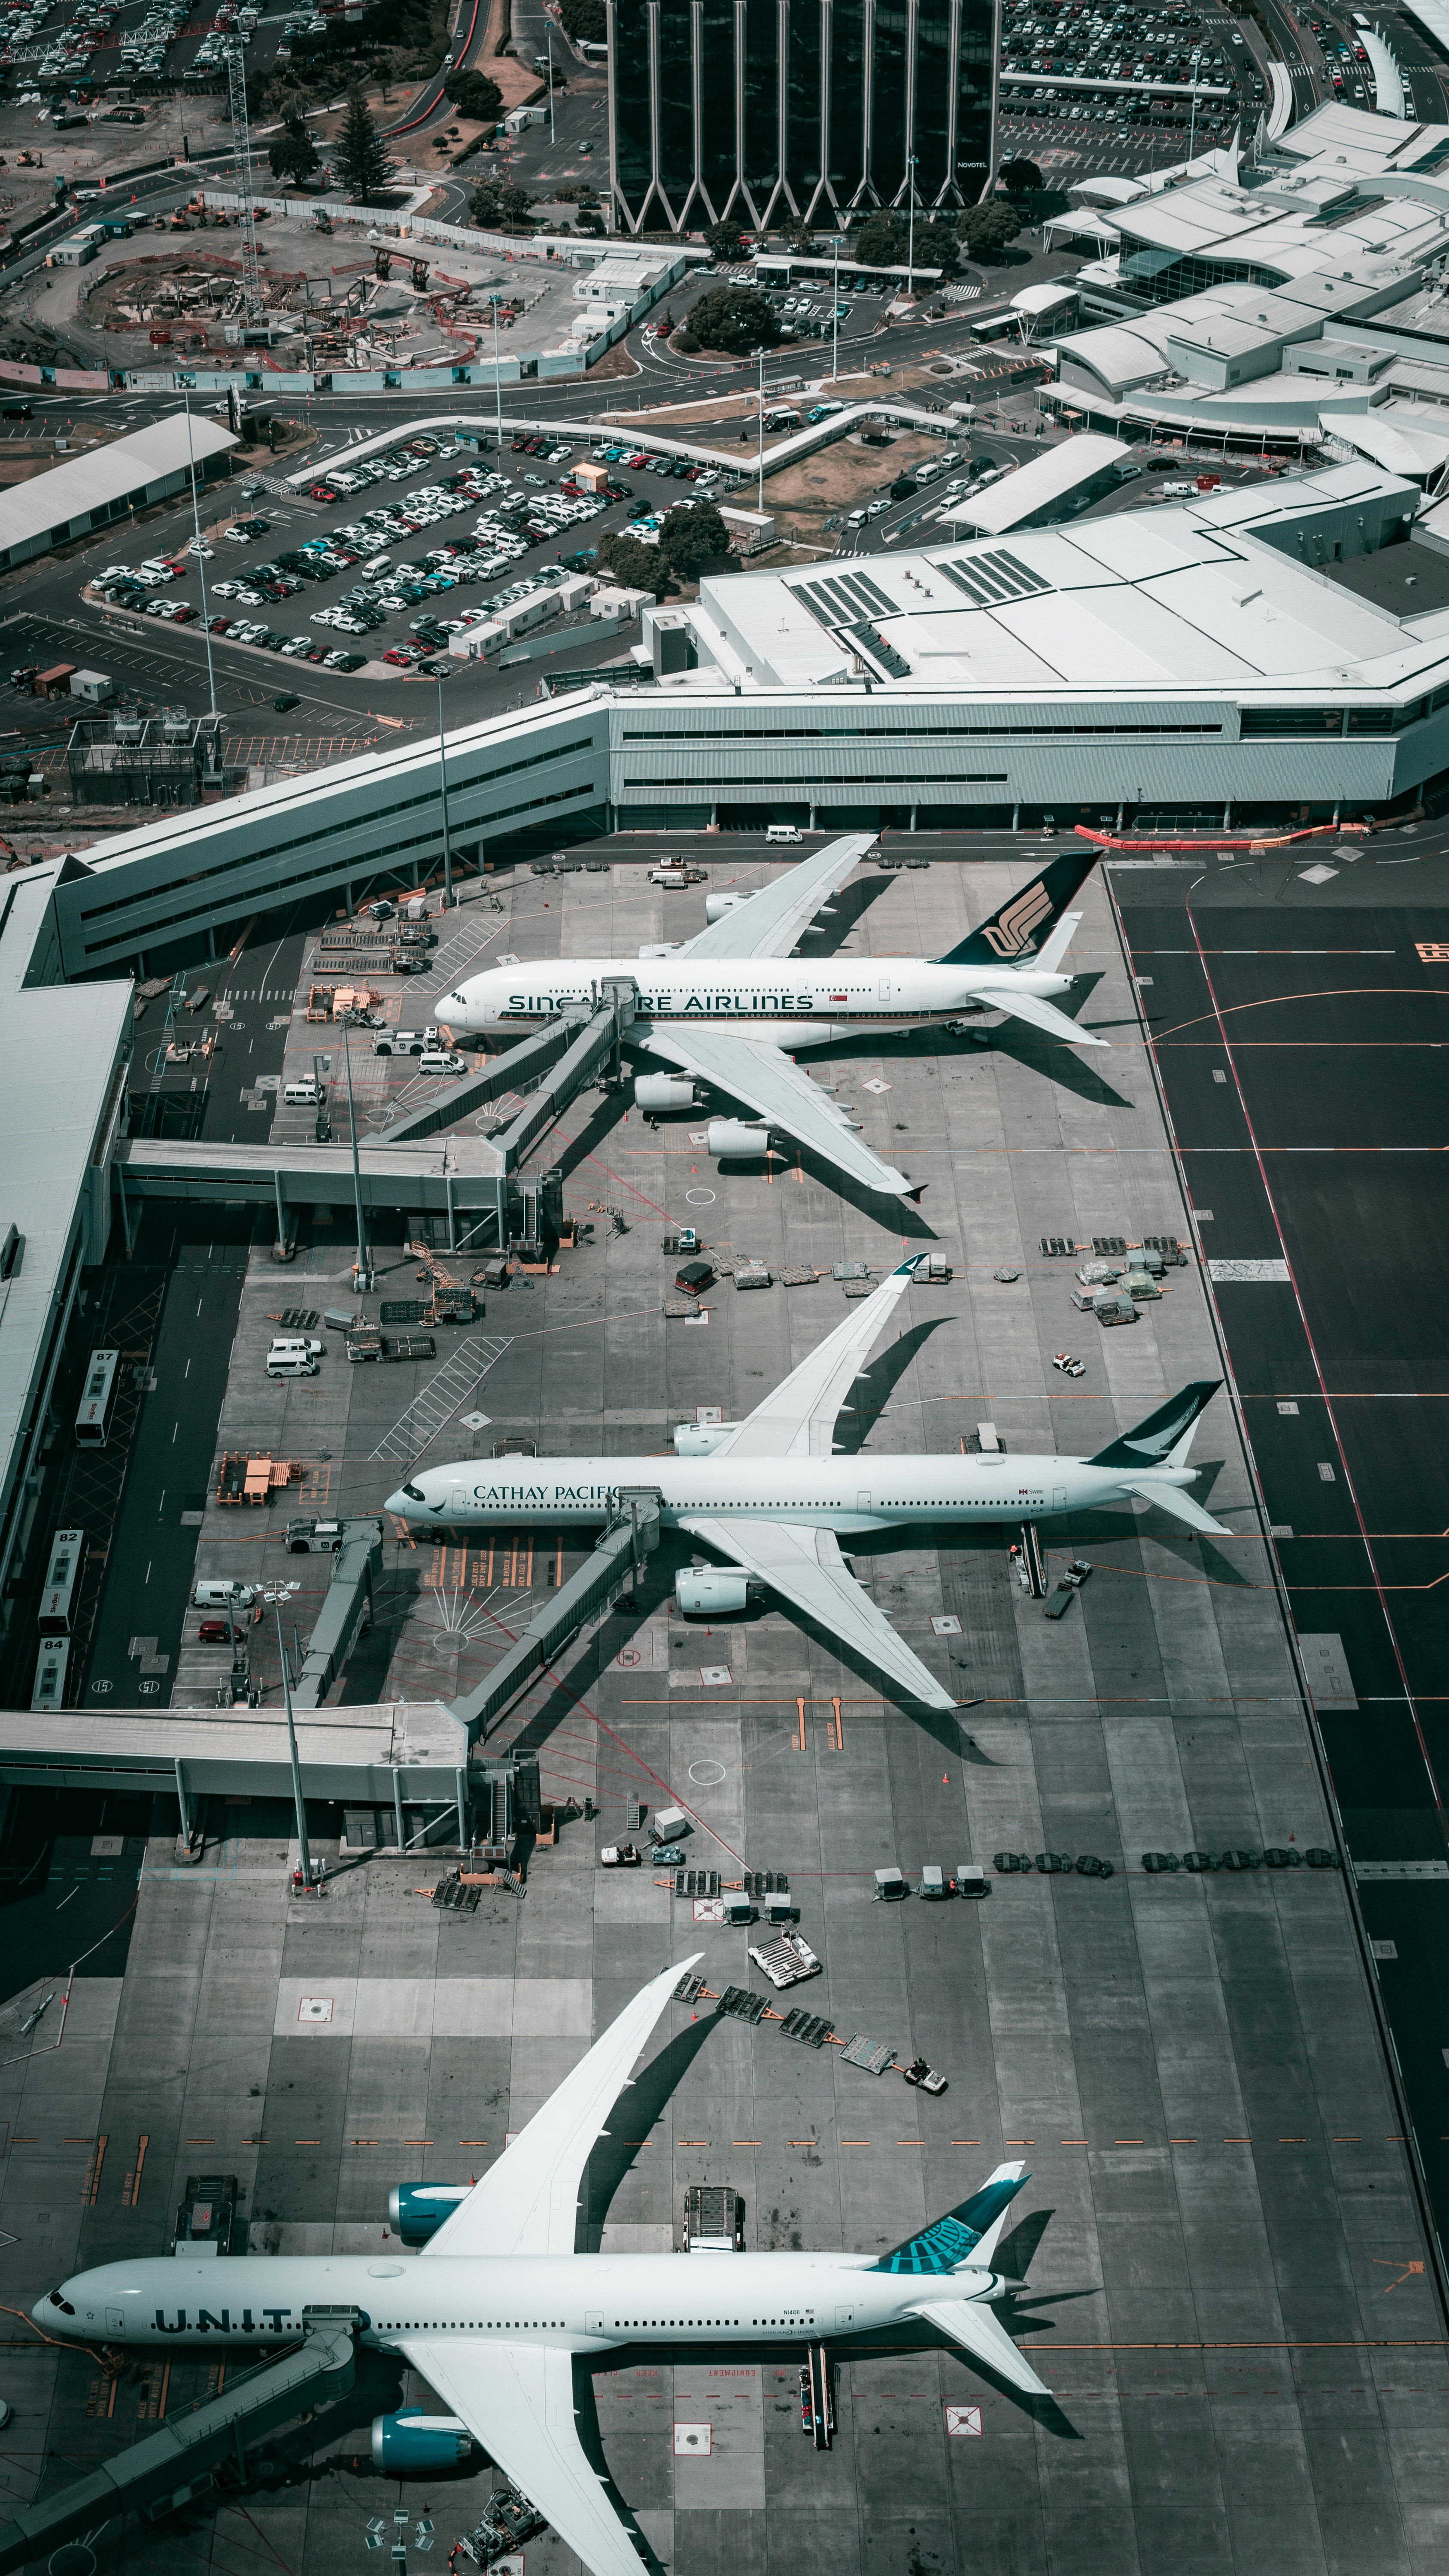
[369,1336,514,1465]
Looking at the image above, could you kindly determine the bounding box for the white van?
[267,1351,319,1378]
[194,1580,257,1609]
[418,1049,466,1076]
[284,1079,321,1106]
[766,823,803,845]
[269,1335,323,1358]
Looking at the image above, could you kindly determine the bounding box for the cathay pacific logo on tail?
[1124,1399,1201,1460]
[982,880,1053,959]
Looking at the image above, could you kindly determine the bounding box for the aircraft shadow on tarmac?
[579,2029,1085,2447]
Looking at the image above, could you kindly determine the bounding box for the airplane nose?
[384,1488,410,1518]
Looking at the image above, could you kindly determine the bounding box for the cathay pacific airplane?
[38,1957,1049,2576]
[437,838,1107,1202]
[386,1256,1226,1710]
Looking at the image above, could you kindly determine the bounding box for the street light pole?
[491,295,504,453]
[546,18,555,147]
[1188,50,1201,164]
[755,345,765,508]
[906,154,918,300]
[341,1020,372,1292]
[276,1601,313,1894]
[437,673,455,908]
[831,233,840,381]
[182,386,217,721]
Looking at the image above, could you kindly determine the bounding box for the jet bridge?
[384,980,635,1155]
[447,1486,662,1744]
[0,2309,360,2574]
[292,1518,383,1709]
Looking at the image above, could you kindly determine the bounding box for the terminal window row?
[74,731,601,930]
[80,778,600,960]
[624,773,1011,790]
[620,722,1226,744]
[1239,699,1444,737]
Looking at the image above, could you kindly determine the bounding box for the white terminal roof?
[0,411,236,558]
[942,432,1130,536]
[1054,102,1449,403]
[695,463,1434,699]
[0,867,131,1498]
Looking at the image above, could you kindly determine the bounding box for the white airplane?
[37,1957,1050,2576]
[386,1256,1227,1711]
[438,838,1108,1202]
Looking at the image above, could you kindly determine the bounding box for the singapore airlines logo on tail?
[982,880,1054,959]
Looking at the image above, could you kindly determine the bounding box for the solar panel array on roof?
[789,566,896,629]
[936,548,1052,607]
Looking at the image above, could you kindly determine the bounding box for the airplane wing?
[910,2297,1051,2398]
[708,1255,922,1461]
[398,2339,647,2576]
[676,831,877,962]
[639,1023,912,1200]
[420,1952,701,2263]
[677,1514,955,1710]
[964,985,1109,1048]
[1120,1478,1231,1537]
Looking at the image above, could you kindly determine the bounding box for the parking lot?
[82,423,749,682]
[997,0,1255,173]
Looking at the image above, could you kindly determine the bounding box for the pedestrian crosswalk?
[370,1335,513,1466]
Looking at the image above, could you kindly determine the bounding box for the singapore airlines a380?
[436,838,1109,1203]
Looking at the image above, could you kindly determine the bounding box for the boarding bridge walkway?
[450,1487,662,1743]
[111,987,636,1229]
[0,2311,360,2574]
[293,1520,383,1708]
[384,982,635,1169]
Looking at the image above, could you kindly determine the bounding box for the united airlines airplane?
[437,839,1107,1201]
[386,1256,1227,1710]
[39,1958,1049,2576]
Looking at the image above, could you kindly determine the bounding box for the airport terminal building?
[27,459,1449,1004]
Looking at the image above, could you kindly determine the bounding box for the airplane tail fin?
[871,2163,1030,2275]
[1036,908,1083,976]
[933,850,1100,970]
[1087,1381,1221,1472]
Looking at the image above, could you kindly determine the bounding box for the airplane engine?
[388,2182,471,2245]
[705,892,750,922]
[635,1074,699,1113]
[677,1570,759,1615]
[672,1420,741,1455]
[708,1120,771,1159]
[371,2410,474,2472]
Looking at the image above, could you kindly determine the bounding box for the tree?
[334,85,393,203]
[445,65,504,122]
[854,208,906,269]
[559,0,605,36]
[470,176,536,228]
[959,197,1022,261]
[704,217,746,261]
[913,217,960,276]
[599,530,670,595]
[680,283,778,352]
[790,216,815,255]
[656,499,729,578]
[999,155,1043,198]
[269,129,319,182]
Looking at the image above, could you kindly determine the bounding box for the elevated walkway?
[293,1519,383,1709]
[383,1005,601,1147]
[449,1487,662,1743]
[0,2311,359,2573]
[0,1692,542,1855]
